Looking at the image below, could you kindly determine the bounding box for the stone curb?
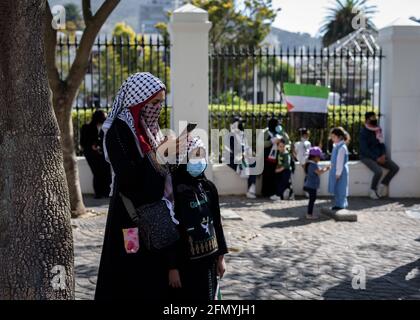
[321,207,358,222]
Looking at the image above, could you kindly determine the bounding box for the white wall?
[78,157,94,194]
[379,18,420,197]
[78,157,387,197]
[211,162,387,197]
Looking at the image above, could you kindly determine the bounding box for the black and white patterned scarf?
[103,72,166,162]
[103,72,176,210]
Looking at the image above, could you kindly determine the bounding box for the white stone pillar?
[378,18,420,197]
[169,4,211,137]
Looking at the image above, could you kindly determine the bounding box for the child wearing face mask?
[328,127,350,210]
[270,138,293,201]
[169,138,228,300]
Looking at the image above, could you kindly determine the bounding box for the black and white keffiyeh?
[102,72,166,162]
[103,72,170,199]
[187,136,206,154]
[177,136,206,164]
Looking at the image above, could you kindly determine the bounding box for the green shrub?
[72,104,377,158]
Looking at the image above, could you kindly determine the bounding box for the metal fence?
[58,36,383,159]
[209,46,384,159]
[56,35,171,155]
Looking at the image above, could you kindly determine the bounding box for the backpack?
[175,182,219,260]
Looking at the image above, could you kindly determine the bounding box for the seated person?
[359,112,399,199]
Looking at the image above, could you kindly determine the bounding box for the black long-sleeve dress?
[171,167,229,300]
[94,119,177,300]
[80,123,111,197]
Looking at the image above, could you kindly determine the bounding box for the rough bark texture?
[0,0,74,299]
[44,0,120,218]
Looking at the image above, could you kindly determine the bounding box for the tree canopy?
[156,0,279,48]
[320,0,377,47]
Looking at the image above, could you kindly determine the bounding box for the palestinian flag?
[283,83,330,129]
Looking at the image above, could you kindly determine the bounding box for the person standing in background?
[262,117,290,197]
[303,147,330,219]
[80,109,111,199]
[328,127,350,210]
[225,117,257,199]
[271,138,292,201]
[293,128,312,167]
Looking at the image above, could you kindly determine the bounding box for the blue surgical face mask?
[187,158,207,177]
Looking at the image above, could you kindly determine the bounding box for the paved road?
[73,196,420,300]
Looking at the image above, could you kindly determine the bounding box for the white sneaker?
[248,184,256,194]
[378,184,388,197]
[369,189,380,200]
[246,192,257,199]
[270,195,281,201]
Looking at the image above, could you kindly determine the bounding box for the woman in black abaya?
[95,72,179,300]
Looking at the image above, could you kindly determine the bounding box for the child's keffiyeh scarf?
[102,72,176,224]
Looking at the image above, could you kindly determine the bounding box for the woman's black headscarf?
[268,118,279,133]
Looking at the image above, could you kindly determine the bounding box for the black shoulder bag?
[119,193,179,252]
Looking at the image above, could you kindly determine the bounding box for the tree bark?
[0,0,74,299]
[53,85,86,218]
[44,0,120,218]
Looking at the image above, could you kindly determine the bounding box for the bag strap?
[119,192,140,224]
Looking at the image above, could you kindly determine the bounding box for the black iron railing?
[57,36,383,159]
[55,35,171,155]
[209,46,384,159]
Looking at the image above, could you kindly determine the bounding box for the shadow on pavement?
[322,258,420,300]
[347,198,419,211]
[261,205,331,229]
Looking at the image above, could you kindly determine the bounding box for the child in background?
[171,139,228,300]
[293,128,312,167]
[328,127,350,210]
[270,138,292,201]
[293,128,312,198]
[303,147,330,219]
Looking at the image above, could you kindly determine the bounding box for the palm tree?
[320,0,377,47]
[410,16,420,23]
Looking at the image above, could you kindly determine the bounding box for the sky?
[271,0,420,37]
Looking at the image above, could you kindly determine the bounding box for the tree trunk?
[0,0,74,300]
[44,1,120,218]
[53,87,86,218]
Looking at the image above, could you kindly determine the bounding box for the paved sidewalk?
[73,195,420,300]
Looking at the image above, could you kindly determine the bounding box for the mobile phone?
[178,122,198,139]
[187,122,197,133]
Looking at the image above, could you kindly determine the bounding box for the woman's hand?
[377,154,386,165]
[157,133,188,161]
[217,256,226,278]
[169,269,182,288]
